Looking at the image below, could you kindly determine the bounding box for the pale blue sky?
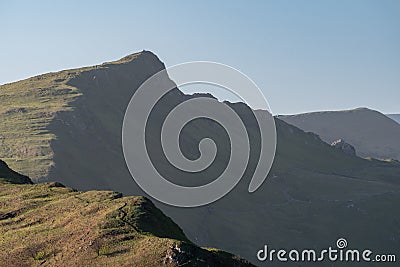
[1,0,399,114]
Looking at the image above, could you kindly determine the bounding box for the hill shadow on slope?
[0,159,33,184]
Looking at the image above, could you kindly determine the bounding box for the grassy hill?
[0,51,160,181]
[0,63,81,180]
[1,51,400,266]
[0,168,253,266]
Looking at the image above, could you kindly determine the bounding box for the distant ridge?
[279,108,400,160]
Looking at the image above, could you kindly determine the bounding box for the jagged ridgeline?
[1,51,400,266]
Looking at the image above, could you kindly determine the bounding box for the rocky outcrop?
[0,159,33,184]
[331,139,356,156]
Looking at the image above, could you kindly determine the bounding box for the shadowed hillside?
[1,52,400,266]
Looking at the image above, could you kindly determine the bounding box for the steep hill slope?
[0,177,253,266]
[387,114,400,125]
[279,108,400,160]
[0,51,163,181]
[1,52,400,266]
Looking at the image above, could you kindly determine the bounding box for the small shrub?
[33,250,47,260]
[98,245,112,256]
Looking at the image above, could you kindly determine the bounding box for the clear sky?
[1,0,399,114]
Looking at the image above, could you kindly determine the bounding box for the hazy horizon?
[1,1,399,114]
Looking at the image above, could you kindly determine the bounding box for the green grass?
[0,69,81,180]
[0,52,146,181]
[33,250,47,261]
[0,181,253,266]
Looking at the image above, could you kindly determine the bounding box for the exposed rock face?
[331,139,356,156]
